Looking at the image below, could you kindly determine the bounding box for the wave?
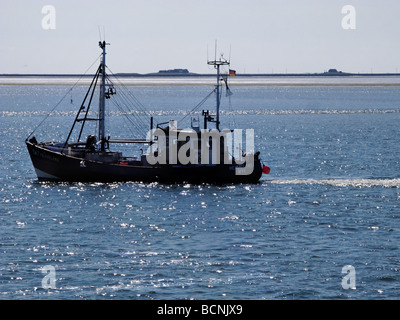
[269,178,400,188]
[2,108,400,117]
[228,109,400,115]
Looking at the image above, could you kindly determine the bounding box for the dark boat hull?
[26,141,263,183]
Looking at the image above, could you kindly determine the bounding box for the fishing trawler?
[25,41,269,183]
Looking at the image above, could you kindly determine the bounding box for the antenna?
[214,39,217,62]
[207,40,230,130]
[97,26,106,42]
[98,26,102,41]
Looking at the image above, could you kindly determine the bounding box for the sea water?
[1,80,400,299]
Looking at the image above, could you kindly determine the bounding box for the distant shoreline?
[1,72,400,77]
[2,73,400,86]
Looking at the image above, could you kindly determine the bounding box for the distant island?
[158,68,189,74]
[322,68,348,76]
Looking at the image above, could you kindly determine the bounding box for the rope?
[179,89,216,125]
[26,53,102,140]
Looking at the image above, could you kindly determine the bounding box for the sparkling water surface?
[1,82,400,299]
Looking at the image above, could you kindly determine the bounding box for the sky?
[1,0,400,74]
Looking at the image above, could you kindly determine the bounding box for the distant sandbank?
[1,74,400,86]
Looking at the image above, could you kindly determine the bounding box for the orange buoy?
[262,165,270,174]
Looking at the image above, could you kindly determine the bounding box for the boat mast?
[207,53,229,131]
[99,40,108,151]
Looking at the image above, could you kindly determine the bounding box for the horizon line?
[2,72,400,77]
